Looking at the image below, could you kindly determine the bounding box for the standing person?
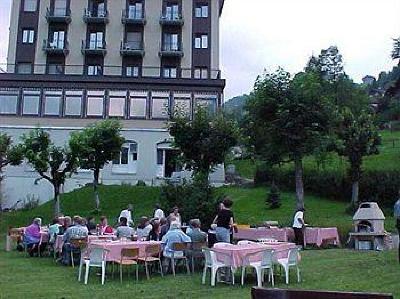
[213,197,234,244]
[292,208,306,248]
[154,204,165,220]
[394,194,400,263]
[169,207,182,225]
[119,204,134,227]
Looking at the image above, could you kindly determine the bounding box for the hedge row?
[255,164,400,208]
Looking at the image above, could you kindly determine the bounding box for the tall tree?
[169,107,238,181]
[245,68,335,209]
[69,120,125,211]
[21,129,77,216]
[335,109,381,209]
[0,134,24,210]
[392,37,400,65]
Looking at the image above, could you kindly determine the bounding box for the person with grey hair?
[61,216,88,266]
[24,217,43,257]
[161,221,191,258]
[187,219,207,243]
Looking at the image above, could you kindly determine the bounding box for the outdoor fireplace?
[350,202,392,251]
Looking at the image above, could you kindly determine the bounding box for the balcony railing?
[121,9,146,25]
[159,13,184,26]
[42,39,69,55]
[159,42,184,57]
[46,7,71,23]
[81,40,107,56]
[0,63,222,80]
[120,41,145,57]
[83,8,109,23]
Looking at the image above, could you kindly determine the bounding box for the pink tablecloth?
[89,241,162,262]
[304,227,340,247]
[54,235,116,253]
[212,242,298,269]
[233,228,290,242]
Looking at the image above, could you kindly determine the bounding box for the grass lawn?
[232,130,400,179]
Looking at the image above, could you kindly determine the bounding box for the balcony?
[120,41,145,57]
[83,9,109,24]
[45,7,71,23]
[159,43,184,58]
[121,9,146,25]
[159,14,184,26]
[81,40,107,56]
[42,39,69,56]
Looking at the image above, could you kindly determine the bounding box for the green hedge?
[255,164,400,208]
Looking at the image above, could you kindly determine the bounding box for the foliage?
[267,182,281,209]
[159,177,219,230]
[21,129,78,216]
[392,37,400,62]
[169,108,238,179]
[245,68,336,209]
[21,194,40,211]
[69,120,125,211]
[335,109,381,207]
[306,46,344,82]
[136,180,146,187]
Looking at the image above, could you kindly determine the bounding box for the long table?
[54,234,116,253]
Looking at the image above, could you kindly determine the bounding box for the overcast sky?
[1,0,399,99]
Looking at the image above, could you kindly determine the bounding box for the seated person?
[169,207,182,226]
[99,216,114,234]
[59,216,72,235]
[159,217,169,240]
[48,218,61,244]
[24,218,43,256]
[116,217,134,239]
[147,219,161,241]
[86,216,97,235]
[61,216,89,266]
[136,217,152,240]
[187,219,207,243]
[161,221,191,258]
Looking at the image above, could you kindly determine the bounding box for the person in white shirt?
[292,208,306,248]
[119,204,134,227]
[154,204,165,220]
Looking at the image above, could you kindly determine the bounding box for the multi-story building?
[0,0,226,208]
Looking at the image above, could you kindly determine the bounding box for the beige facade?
[181,0,193,76]
[34,0,50,74]
[6,0,21,73]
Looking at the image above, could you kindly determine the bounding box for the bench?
[251,288,394,299]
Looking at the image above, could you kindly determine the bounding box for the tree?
[0,134,24,210]
[335,109,381,209]
[245,68,336,209]
[21,129,77,216]
[307,46,344,83]
[69,120,125,211]
[392,37,400,65]
[168,107,238,181]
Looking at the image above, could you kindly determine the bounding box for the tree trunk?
[294,157,305,210]
[53,184,61,217]
[351,180,359,210]
[93,169,100,211]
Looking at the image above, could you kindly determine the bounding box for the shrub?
[267,183,281,209]
[136,180,146,187]
[159,177,219,230]
[21,194,40,210]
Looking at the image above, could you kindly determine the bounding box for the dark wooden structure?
[251,288,394,299]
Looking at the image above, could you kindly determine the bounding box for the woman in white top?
[292,208,305,248]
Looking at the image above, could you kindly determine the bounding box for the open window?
[112,141,138,174]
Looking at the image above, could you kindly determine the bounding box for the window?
[22,90,41,115]
[195,5,208,18]
[54,0,67,16]
[87,65,102,76]
[163,33,179,51]
[22,29,35,44]
[47,64,64,74]
[165,4,179,20]
[194,67,208,79]
[65,91,82,116]
[44,91,62,116]
[163,67,177,78]
[195,34,208,49]
[173,94,191,118]
[151,94,169,119]
[0,90,19,115]
[17,63,32,74]
[112,142,138,174]
[86,91,104,116]
[89,32,104,49]
[109,92,126,117]
[126,32,142,49]
[195,95,217,115]
[129,95,147,118]
[126,66,139,77]
[24,0,37,12]
[50,31,65,49]
[157,149,163,165]
[97,2,106,17]
[128,2,143,19]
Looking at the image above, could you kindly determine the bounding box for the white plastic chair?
[241,249,275,287]
[237,240,257,245]
[80,247,109,285]
[277,247,301,284]
[257,238,278,244]
[202,248,236,286]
